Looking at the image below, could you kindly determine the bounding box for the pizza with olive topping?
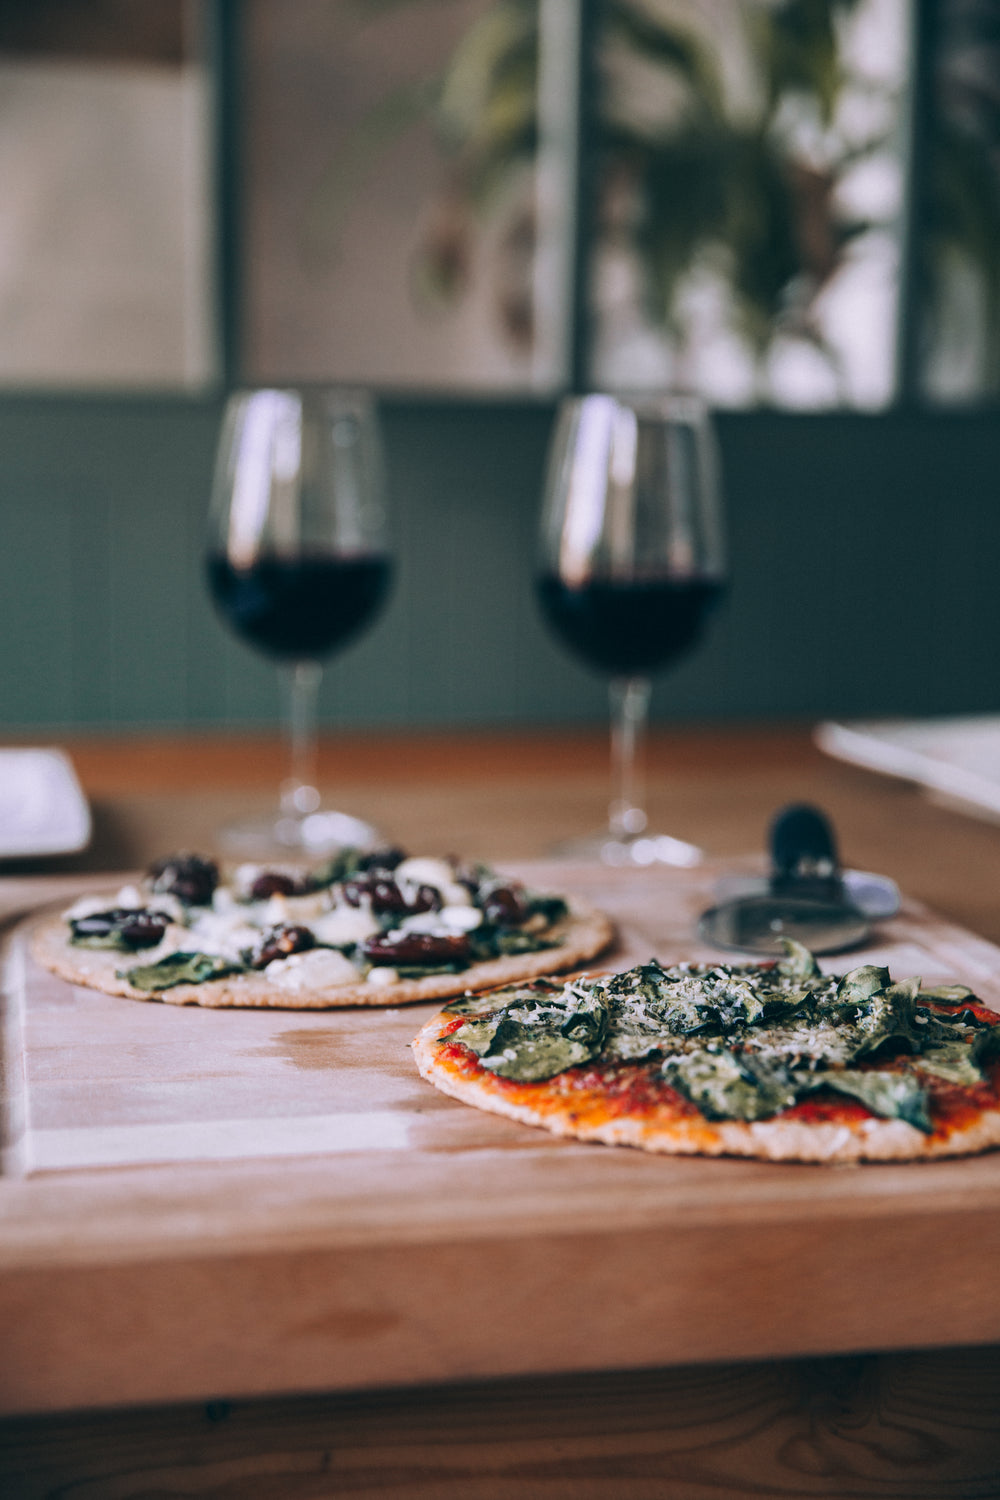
[412,941,1000,1162]
[30,849,614,1009]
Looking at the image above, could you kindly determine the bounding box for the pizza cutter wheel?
[698,803,899,957]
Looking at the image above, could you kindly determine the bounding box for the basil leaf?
[450,982,608,1081]
[661,1047,796,1122]
[467,925,559,960]
[121,951,242,992]
[523,892,568,925]
[911,1042,985,1087]
[391,963,466,978]
[73,931,131,951]
[776,937,822,981]
[919,983,976,1003]
[442,992,493,1017]
[836,965,891,1005]
[850,979,923,1057]
[442,979,562,1018]
[813,1070,932,1133]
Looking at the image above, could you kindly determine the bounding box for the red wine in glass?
[537,394,726,865]
[207,387,391,856]
[207,552,391,660]
[535,573,723,677]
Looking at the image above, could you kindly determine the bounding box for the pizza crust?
[412,1010,1000,1163]
[29,902,615,1010]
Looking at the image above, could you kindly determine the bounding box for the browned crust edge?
[29,904,616,1011]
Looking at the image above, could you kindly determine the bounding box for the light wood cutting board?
[7,861,1000,1177]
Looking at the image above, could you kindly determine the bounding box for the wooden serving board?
[6,862,1000,1177]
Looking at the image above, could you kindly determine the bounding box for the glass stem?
[608,675,651,840]
[280,661,323,818]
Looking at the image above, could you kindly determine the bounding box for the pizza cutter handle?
[768,803,844,904]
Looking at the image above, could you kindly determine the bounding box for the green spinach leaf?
[121,951,243,992]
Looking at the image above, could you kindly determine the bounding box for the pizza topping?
[184,908,262,963]
[361,932,472,967]
[310,905,382,947]
[122,951,242,992]
[70,907,174,951]
[149,854,219,907]
[450,978,608,1081]
[249,923,315,969]
[481,885,529,927]
[355,847,407,872]
[262,947,359,991]
[249,871,300,900]
[341,875,441,916]
[64,848,581,992]
[366,965,401,987]
[442,948,1000,1132]
[398,904,483,936]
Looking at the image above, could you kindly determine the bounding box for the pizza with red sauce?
[412,940,1000,1162]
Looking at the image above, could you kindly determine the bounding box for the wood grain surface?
[4,727,1000,1495]
[4,1349,1000,1499]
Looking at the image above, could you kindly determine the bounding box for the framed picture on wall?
[238,0,571,394]
[0,0,218,390]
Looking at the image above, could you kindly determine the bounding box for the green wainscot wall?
[1,394,998,733]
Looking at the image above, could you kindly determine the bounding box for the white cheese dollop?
[62,887,184,923]
[212,885,240,915]
[263,948,360,992]
[398,904,482,936]
[63,894,114,920]
[394,857,471,909]
[366,966,400,987]
[186,909,261,962]
[277,891,329,924]
[311,906,381,947]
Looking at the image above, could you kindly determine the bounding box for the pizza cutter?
[698,803,899,956]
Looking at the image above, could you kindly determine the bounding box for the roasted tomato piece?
[251,923,315,969]
[361,932,471,966]
[149,853,219,906]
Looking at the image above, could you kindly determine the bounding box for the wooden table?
[4,726,1000,1498]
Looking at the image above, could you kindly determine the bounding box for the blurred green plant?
[924,0,1000,396]
[313,0,1000,399]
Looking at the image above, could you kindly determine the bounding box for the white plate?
[0,748,91,856]
[816,716,1000,822]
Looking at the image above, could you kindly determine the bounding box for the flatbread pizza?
[31,850,614,1010]
[413,940,1000,1162]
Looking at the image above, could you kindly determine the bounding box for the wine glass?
[206,386,391,856]
[536,393,726,866]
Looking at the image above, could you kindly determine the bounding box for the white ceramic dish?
[816,716,1000,822]
[0,748,91,856]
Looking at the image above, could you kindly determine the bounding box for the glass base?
[217,807,383,861]
[552,830,702,868]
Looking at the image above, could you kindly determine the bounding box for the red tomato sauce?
[436,1025,1000,1140]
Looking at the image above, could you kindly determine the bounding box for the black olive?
[251,924,315,969]
[341,876,440,916]
[149,854,219,906]
[119,911,170,948]
[361,932,470,965]
[250,871,298,900]
[483,885,527,927]
[71,908,170,949]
